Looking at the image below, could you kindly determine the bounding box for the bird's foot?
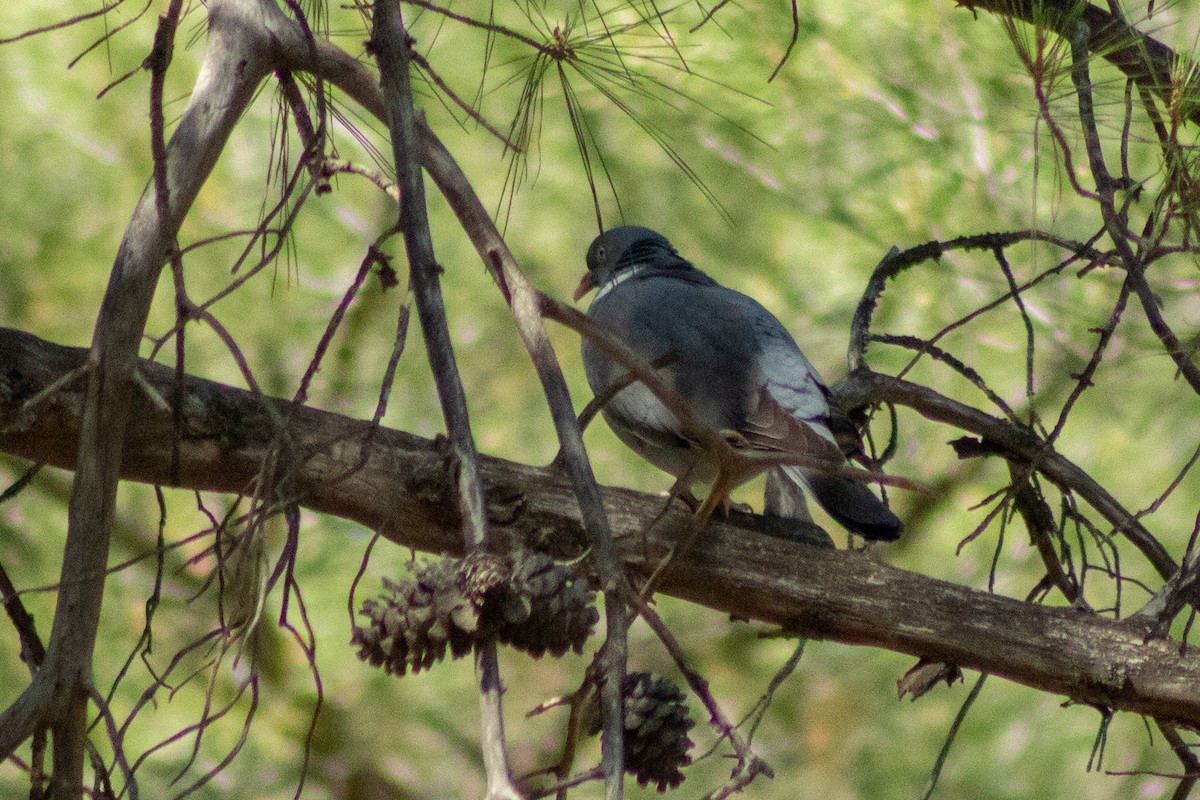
[663,477,702,513]
[719,428,752,449]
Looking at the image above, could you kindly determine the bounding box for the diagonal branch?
[1066,19,1200,397]
[834,370,1177,581]
[371,3,518,797]
[0,0,284,788]
[415,119,632,799]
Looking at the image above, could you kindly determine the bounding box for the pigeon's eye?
[596,245,607,262]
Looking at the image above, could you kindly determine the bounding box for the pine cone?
[585,672,695,792]
[351,557,484,675]
[488,549,598,658]
[352,548,596,675]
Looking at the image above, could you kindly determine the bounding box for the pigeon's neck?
[592,264,652,305]
[594,255,712,305]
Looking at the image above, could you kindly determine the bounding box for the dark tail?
[776,465,903,541]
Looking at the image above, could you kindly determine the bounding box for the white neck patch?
[592,264,649,305]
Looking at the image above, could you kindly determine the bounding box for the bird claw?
[683,489,750,518]
[720,428,752,448]
[674,489,702,512]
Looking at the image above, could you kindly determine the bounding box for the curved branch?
[848,231,1102,373]
[2,328,1199,729]
[833,369,1176,581]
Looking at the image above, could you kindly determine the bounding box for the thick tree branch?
[3,327,1199,728]
[5,0,282,790]
[957,0,1200,126]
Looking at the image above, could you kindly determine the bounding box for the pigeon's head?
[575,226,677,301]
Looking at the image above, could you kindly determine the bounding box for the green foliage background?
[2,1,1198,797]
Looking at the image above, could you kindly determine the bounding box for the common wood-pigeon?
[575,225,903,541]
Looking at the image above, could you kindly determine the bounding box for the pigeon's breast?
[584,276,764,435]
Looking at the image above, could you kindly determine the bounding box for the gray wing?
[748,306,837,446]
[738,299,904,540]
[583,274,902,541]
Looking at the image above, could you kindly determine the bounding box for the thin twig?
[739,639,805,747]
[872,333,1020,425]
[1007,462,1084,607]
[847,230,1102,372]
[920,673,988,800]
[1046,274,1132,445]
[631,594,772,789]
[371,4,518,797]
[0,560,46,672]
[1156,721,1200,800]
[0,0,128,44]
[1069,22,1200,397]
[836,370,1176,581]
[767,0,801,82]
[992,246,1036,403]
[409,50,521,150]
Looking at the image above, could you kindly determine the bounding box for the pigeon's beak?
[573,272,596,302]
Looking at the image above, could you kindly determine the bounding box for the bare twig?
[1155,721,1200,800]
[835,370,1177,581]
[1069,21,1200,396]
[408,50,520,150]
[0,560,46,672]
[1007,462,1084,607]
[767,0,801,82]
[847,230,1102,372]
[739,638,805,747]
[631,594,771,788]
[0,0,129,45]
[1046,275,1132,445]
[992,246,1036,403]
[920,674,988,800]
[871,333,1020,425]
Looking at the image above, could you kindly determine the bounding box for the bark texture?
[3,326,1199,727]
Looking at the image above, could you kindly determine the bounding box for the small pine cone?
[584,673,694,792]
[351,558,480,675]
[488,548,597,658]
